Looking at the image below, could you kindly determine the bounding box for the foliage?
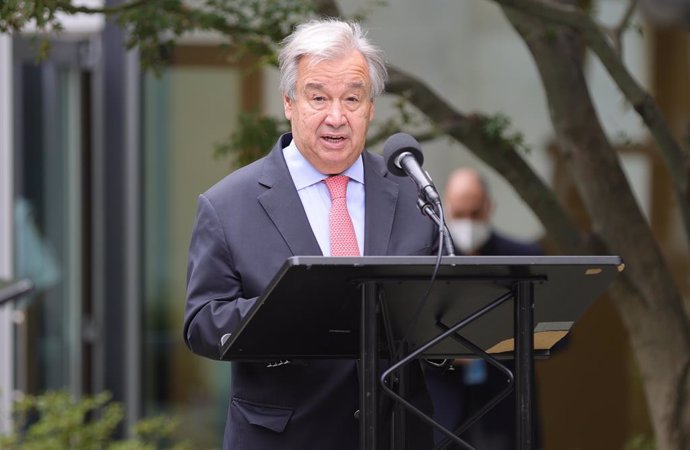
[0,391,200,450]
[367,96,443,147]
[116,0,313,73]
[627,434,657,450]
[482,112,531,154]
[0,0,314,73]
[0,1,65,35]
[214,111,288,169]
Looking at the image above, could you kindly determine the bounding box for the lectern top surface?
[221,255,623,360]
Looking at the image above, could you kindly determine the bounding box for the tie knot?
[324,175,349,200]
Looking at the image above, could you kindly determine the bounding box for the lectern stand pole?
[515,281,535,450]
[360,278,538,450]
[361,282,379,450]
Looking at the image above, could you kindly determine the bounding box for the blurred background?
[1,0,688,448]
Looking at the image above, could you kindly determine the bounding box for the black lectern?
[221,255,623,450]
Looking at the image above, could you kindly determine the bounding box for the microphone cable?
[394,199,446,362]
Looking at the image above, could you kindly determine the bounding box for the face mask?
[447,218,491,254]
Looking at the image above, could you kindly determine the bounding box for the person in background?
[444,167,543,257]
[426,167,543,449]
[183,19,437,450]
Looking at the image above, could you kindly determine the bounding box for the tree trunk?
[502,6,690,449]
[317,0,690,444]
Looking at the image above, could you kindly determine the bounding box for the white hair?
[278,19,388,100]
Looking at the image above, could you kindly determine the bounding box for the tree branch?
[613,0,638,52]
[386,65,588,254]
[55,0,149,15]
[492,0,690,252]
[501,9,690,446]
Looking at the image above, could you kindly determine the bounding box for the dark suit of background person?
[424,168,543,449]
[183,19,437,450]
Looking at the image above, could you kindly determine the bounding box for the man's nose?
[324,101,346,127]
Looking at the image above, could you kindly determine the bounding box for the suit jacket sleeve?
[183,193,257,360]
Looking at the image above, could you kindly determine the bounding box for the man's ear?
[283,94,293,120]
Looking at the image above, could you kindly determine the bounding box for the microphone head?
[382,132,424,177]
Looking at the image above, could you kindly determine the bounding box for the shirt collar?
[283,138,364,190]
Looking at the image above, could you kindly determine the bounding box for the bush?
[0,391,199,450]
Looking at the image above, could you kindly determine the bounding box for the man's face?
[445,173,491,222]
[283,50,375,174]
[445,171,493,254]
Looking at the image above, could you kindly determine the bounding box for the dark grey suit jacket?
[184,133,438,450]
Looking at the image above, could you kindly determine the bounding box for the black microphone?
[383,132,441,204]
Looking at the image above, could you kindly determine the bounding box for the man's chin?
[313,152,361,174]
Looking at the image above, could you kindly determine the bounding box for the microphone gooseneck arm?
[396,152,441,205]
[416,198,455,257]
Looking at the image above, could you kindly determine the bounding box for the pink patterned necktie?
[324,175,360,256]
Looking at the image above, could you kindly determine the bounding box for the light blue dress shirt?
[283,139,365,256]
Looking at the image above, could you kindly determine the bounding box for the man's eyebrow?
[303,82,368,91]
[348,81,367,90]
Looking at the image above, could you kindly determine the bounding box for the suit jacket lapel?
[257,136,322,256]
[363,151,398,256]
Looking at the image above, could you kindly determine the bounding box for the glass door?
[141,44,262,446]
[12,37,94,397]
